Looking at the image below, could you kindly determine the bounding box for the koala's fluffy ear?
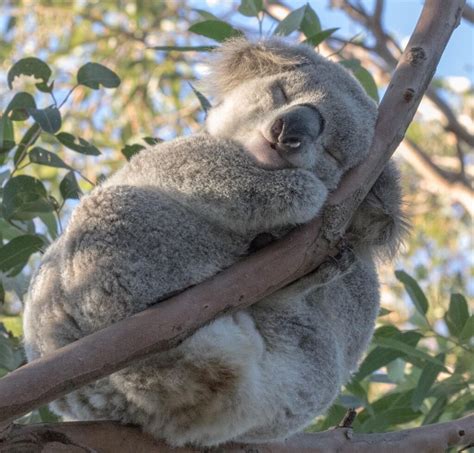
[203,38,309,100]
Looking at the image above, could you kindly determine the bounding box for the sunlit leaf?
[189,20,243,42]
[27,106,61,134]
[56,132,101,156]
[2,175,53,220]
[7,57,52,90]
[193,8,220,20]
[394,270,428,316]
[445,293,469,336]
[459,315,473,342]
[273,6,306,36]
[303,28,339,47]
[6,92,36,121]
[77,62,121,90]
[29,147,71,170]
[300,4,321,37]
[0,234,44,276]
[238,0,263,17]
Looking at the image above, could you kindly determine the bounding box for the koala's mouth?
[244,134,295,170]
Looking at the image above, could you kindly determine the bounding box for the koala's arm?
[109,135,329,236]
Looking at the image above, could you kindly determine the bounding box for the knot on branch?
[407,46,427,66]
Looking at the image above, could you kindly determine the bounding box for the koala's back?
[24,175,246,357]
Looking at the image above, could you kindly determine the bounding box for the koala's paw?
[281,169,328,225]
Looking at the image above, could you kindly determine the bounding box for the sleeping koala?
[23,38,406,447]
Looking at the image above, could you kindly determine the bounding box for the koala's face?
[205,39,378,190]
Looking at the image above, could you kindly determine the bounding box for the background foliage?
[0,0,472,436]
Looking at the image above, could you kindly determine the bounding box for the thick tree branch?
[462,3,474,23]
[0,0,465,426]
[2,414,473,452]
[0,2,466,449]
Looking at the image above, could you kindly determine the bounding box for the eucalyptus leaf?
[188,82,212,114]
[394,270,428,316]
[152,45,216,52]
[273,6,306,36]
[77,62,121,90]
[27,106,62,134]
[238,0,263,17]
[189,20,243,42]
[193,8,220,20]
[0,234,44,276]
[445,293,469,336]
[0,116,15,153]
[2,175,53,220]
[7,57,52,90]
[411,353,445,410]
[30,147,71,170]
[300,4,321,37]
[6,92,36,121]
[340,59,380,103]
[122,143,145,161]
[56,132,101,156]
[303,28,339,47]
[60,171,81,201]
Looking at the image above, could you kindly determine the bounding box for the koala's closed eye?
[270,83,289,105]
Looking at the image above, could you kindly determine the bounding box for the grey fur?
[23,38,406,447]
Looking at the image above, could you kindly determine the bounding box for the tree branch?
[0,1,466,448]
[2,414,473,452]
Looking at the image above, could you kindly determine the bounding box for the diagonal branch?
[0,0,466,435]
[2,413,473,452]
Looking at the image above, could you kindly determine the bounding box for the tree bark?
[0,1,467,451]
[1,414,473,452]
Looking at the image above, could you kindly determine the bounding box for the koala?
[23,38,406,447]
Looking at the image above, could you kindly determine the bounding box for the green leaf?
[0,283,4,305]
[0,234,44,276]
[189,20,243,42]
[303,28,339,47]
[356,330,421,379]
[300,4,321,37]
[378,307,392,317]
[340,59,379,103]
[0,333,24,371]
[422,395,447,425]
[7,57,52,90]
[238,0,263,17]
[29,147,71,170]
[459,315,473,342]
[373,336,446,369]
[121,143,145,161]
[56,132,101,156]
[188,82,212,114]
[273,5,306,36]
[193,8,220,20]
[411,353,445,410]
[445,293,469,336]
[394,270,428,316]
[152,45,216,52]
[27,106,61,134]
[2,175,53,220]
[60,171,81,201]
[38,212,58,240]
[0,116,15,153]
[77,62,121,90]
[5,92,36,121]
[38,405,60,423]
[142,137,163,146]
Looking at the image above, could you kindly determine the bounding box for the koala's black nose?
[268,105,324,151]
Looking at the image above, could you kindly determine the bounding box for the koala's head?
[204,38,377,190]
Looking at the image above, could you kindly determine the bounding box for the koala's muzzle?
[268,105,324,153]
